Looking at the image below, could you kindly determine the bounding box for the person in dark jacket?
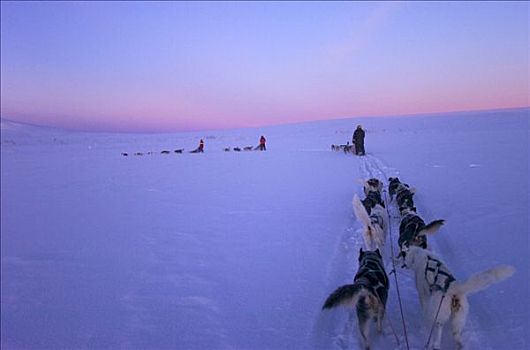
[190,139,204,153]
[259,135,266,151]
[352,125,365,155]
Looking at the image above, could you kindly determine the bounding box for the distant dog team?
[123,136,267,156]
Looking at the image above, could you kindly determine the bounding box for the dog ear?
[375,248,382,258]
[359,248,364,259]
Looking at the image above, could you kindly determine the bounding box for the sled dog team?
[322,177,515,350]
[122,136,267,156]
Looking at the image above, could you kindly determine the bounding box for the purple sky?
[1,1,528,132]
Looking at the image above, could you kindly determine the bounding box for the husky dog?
[361,190,385,215]
[353,195,388,251]
[398,207,444,249]
[323,249,389,350]
[174,149,184,154]
[121,152,128,156]
[243,146,253,151]
[160,150,171,154]
[396,187,416,209]
[388,177,414,201]
[343,143,354,154]
[331,144,354,153]
[233,147,241,152]
[363,178,383,196]
[389,180,415,209]
[401,246,515,350]
[388,177,404,198]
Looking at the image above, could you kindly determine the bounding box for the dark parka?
[352,127,365,155]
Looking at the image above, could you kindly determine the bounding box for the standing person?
[190,139,204,153]
[259,135,266,151]
[352,125,365,155]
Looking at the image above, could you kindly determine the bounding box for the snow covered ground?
[1,108,528,349]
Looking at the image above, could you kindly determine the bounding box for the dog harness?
[370,213,384,228]
[424,256,455,293]
[396,189,414,208]
[399,214,427,249]
[355,255,390,305]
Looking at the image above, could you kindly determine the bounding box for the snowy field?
[1,108,528,349]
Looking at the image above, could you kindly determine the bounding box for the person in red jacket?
[259,135,266,151]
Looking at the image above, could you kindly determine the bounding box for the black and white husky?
[363,178,383,196]
[361,191,385,215]
[398,207,445,250]
[388,177,415,205]
[323,249,389,350]
[353,194,388,251]
[401,246,515,350]
[388,177,407,198]
[396,186,416,210]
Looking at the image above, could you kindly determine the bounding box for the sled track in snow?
[359,155,426,350]
[314,155,415,350]
[314,154,486,350]
[357,154,485,350]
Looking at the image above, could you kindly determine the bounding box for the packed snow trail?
[313,151,497,350]
[338,153,497,350]
[322,154,422,350]
[313,154,408,350]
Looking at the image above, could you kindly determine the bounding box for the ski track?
[316,153,488,349]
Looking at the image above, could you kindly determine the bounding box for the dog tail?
[419,219,445,235]
[353,194,371,227]
[454,265,515,296]
[322,283,370,309]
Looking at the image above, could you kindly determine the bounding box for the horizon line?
[2,105,529,135]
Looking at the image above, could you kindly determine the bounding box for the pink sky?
[1,2,528,132]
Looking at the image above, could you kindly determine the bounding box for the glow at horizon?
[1,1,528,132]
